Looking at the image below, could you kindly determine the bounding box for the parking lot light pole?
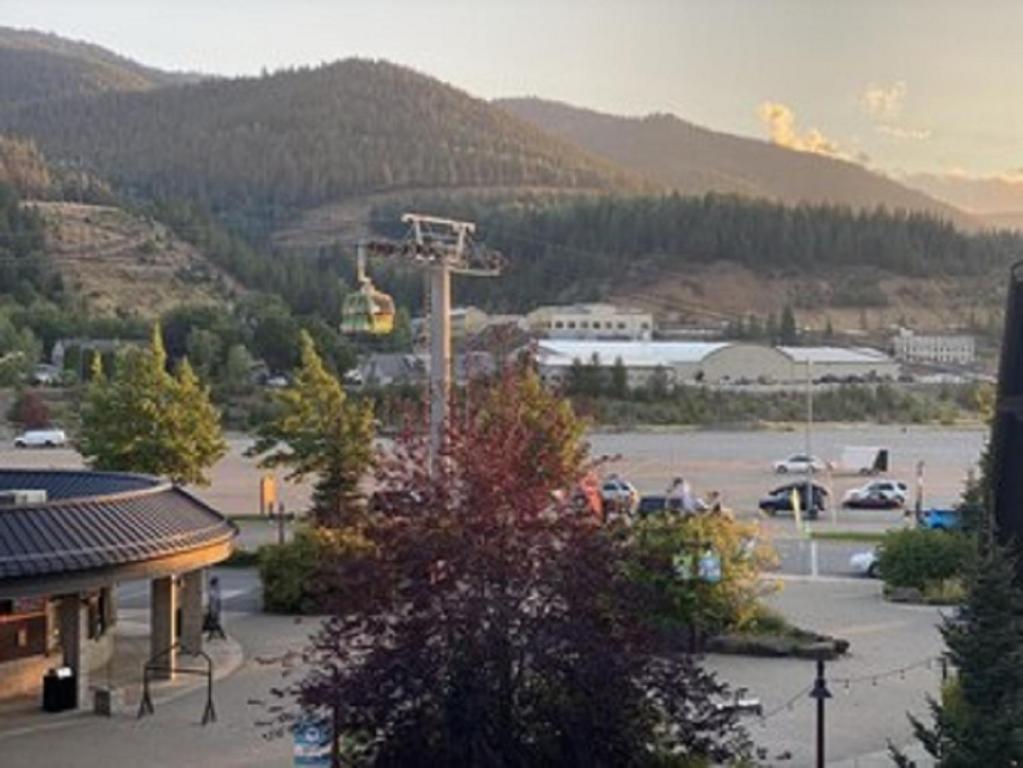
[805,359,814,525]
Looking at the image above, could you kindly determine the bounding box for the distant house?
[526,303,654,341]
[50,338,142,371]
[892,328,975,366]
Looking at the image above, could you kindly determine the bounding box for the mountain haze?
[496,97,975,229]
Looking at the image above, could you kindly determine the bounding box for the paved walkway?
[0,573,945,767]
[0,609,243,742]
[0,610,305,767]
[709,578,945,766]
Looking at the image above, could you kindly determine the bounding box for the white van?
[838,446,890,475]
[13,428,68,448]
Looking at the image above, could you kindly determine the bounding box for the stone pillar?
[59,593,89,709]
[150,576,177,680]
[179,569,205,655]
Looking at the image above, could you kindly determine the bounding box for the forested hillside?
[496,98,975,229]
[0,27,193,106]
[367,193,1021,315]
[0,59,645,225]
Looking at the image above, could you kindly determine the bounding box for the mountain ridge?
[495,97,977,229]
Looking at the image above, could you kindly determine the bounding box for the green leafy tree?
[249,331,375,526]
[222,343,256,394]
[79,324,227,485]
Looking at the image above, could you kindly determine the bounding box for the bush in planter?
[876,528,974,592]
[258,526,376,614]
[628,512,777,636]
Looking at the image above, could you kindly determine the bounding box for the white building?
[892,329,975,366]
[527,304,654,341]
[533,340,899,390]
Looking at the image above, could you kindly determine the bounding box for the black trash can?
[42,667,76,712]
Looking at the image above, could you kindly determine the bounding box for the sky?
[2,0,1021,179]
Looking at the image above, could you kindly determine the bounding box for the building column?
[59,593,89,709]
[150,576,177,680]
[179,569,205,655]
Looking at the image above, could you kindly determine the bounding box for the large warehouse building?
[533,340,899,390]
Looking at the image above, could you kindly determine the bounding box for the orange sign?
[260,475,277,513]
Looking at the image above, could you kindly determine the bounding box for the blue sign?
[294,719,331,766]
[699,550,722,584]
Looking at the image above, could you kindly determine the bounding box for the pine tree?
[780,304,798,345]
[80,324,227,485]
[610,356,629,399]
[893,531,1023,766]
[249,330,375,526]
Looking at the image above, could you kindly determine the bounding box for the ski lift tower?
[365,213,503,472]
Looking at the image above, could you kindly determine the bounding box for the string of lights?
[756,653,949,725]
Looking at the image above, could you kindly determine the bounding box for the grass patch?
[810,530,888,543]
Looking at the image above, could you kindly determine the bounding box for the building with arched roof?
[533,340,899,389]
[0,469,235,707]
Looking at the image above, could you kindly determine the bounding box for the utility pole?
[365,214,503,473]
[805,359,815,524]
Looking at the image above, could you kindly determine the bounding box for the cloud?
[859,80,931,142]
[876,124,932,141]
[859,81,906,120]
[757,101,848,159]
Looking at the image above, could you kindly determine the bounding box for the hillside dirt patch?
[613,261,1000,335]
[31,201,241,317]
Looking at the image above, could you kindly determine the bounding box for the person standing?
[205,575,226,640]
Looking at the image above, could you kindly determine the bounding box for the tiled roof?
[0,469,236,583]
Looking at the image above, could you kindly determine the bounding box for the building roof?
[535,339,730,368]
[0,469,235,587]
[777,346,893,364]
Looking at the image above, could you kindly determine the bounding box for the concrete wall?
[0,623,114,701]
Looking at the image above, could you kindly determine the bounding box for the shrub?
[877,529,974,591]
[628,513,777,635]
[258,526,376,614]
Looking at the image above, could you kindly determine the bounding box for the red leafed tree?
[281,370,751,766]
[11,390,50,429]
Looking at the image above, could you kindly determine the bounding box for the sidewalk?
[0,609,244,740]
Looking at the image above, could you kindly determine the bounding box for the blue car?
[918,508,962,531]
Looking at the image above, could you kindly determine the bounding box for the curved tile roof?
[0,469,236,583]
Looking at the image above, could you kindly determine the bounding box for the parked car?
[13,428,67,448]
[600,477,639,515]
[635,494,694,517]
[918,508,962,531]
[758,482,829,520]
[849,549,880,578]
[773,454,826,474]
[842,480,908,509]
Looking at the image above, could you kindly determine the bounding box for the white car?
[13,428,67,449]
[843,480,908,507]
[773,454,826,474]
[600,477,639,514]
[850,549,879,578]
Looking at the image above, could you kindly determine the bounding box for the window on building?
[617,322,626,330]
[580,321,589,329]
[554,321,564,329]
[567,322,576,329]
